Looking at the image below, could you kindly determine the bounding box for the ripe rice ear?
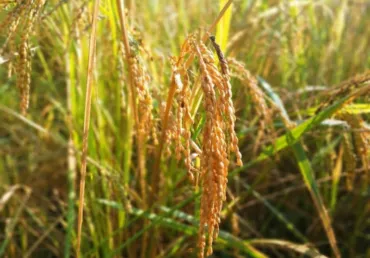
[228,58,275,150]
[193,39,242,258]
[1,0,45,114]
[339,113,369,188]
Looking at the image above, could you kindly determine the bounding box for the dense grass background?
[1,0,369,257]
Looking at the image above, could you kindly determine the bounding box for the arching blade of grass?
[131,208,266,258]
[158,205,265,257]
[255,82,370,163]
[239,181,307,242]
[97,199,267,258]
[92,195,198,257]
[302,103,370,116]
[258,76,289,120]
[258,77,343,258]
[291,142,340,257]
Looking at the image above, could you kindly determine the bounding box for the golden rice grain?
[1,0,45,114]
[316,70,370,114]
[342,133,356,191]
[340,113,369,188]
[228,58,275,147]
[192,38,241,258]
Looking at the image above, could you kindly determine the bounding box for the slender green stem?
[76,0,100,256]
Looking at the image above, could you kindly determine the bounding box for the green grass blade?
[216,0,233,52]
[255,86,360,163]
[291,142,340,257]
[239,182,307,242]
[303,103,370,116]
[64,166,76,258]
[258,77,341,257]
[97,199,266,258]
[131,208,267,258]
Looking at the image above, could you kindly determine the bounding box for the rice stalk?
[116,0,154,207]
[116,1,160,255]
[76,0,100,256]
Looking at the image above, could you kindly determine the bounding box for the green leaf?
[97,199,267,257]
[216,0,233,52]
[255,88,352,163]
[303,103,370,116]
[256,77,340,257]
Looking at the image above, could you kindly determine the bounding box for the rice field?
[0,0,369,257]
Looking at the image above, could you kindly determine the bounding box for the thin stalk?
[65,31,76,258]
[76,0,100,256]
[116,0,147,205]
[116,1,149,256]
